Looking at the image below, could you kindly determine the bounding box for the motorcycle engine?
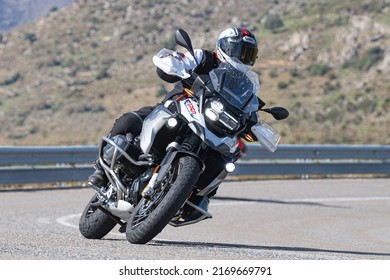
[103,134,146,179]
[117,143,146,178]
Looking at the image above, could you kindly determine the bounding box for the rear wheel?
[126,156,200,244]
[79,194,117,239]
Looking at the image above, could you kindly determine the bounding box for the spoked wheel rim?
[130,162,179,230]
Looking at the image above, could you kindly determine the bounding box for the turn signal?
[243,133,255,142]
[184,88,194,97]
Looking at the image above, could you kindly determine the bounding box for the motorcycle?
[79,29,289,244]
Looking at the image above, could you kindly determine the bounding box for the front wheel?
[126,156,200,244]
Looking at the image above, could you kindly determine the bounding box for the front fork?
[141,135,205,198]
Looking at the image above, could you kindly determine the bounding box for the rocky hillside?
[0,0,389,146]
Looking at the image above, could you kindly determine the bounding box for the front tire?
[126,156,200,244]
[79,194,117,239]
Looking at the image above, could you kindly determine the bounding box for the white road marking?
[56,214,80,229]
[37,217,52,224]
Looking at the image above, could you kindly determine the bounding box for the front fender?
[156,150,205,184]
[175,150,205,173]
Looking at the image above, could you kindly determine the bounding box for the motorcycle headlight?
[205,100,240,132]
[205,100,224,121]
[210,100,224,113]
[205,108,219,121]
[218,110,239,131]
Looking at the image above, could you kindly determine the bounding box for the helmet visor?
[226,42,258,66]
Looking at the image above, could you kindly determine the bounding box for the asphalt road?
[0,178,389,260]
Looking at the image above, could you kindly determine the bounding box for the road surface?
[0,178,389,260]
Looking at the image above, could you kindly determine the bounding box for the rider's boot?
[88,160,108,190]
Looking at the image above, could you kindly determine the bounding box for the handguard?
[251,121,280,152]
[152,48,190,79]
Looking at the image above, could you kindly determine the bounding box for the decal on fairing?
[184,99,198,120]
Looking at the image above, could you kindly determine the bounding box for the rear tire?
[79,194,117,239]
[126,156,200,244]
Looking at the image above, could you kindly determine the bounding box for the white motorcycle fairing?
[139,99,239,156]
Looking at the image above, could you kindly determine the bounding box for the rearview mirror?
[175,29,197,65]
[261,107,289,120]
[175,29,193,51]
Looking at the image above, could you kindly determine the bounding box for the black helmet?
[216,27,258,71]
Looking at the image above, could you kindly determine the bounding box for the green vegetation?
[163,35,177,50]
[277,81,289,89]
[343,47,384,71]
[49,6,58,13]
[24,32,37,43]
[264,14,284,33]
[307,64,331,76]
[157,85,168,97]
[95,68,109,80]
[0,73,21,86]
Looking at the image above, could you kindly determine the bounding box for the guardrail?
[0,145,389,185]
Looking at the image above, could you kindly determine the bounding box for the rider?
[88,27,259,190]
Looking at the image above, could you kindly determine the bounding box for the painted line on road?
[56,214,80,229]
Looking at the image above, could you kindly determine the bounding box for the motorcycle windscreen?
[209,62,259,113]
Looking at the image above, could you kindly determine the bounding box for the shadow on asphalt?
[212,196,348,209]
[150,240,390,258]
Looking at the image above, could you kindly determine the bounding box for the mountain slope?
[0,0,389,146]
